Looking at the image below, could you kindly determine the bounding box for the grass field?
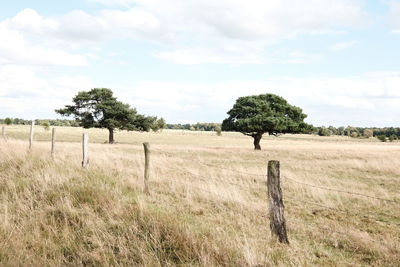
[0,125,399,266]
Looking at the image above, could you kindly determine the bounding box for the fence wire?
[152,146,397,205]
[180,167,265,194]
[154,149,396,204]
[152,155,397,230]
[284,196,398,227]
[197,162,267,177]
[283,176,396,203]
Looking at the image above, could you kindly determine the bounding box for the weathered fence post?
[82,133,89,168]
[143,142,150,194]
[267,160,289,244]
[1,126,5,140]
[29,121,35,150]
[51,128,56,159]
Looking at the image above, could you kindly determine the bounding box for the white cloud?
[0,66,49,98]
[388,0,400,33]
[6,8,58,34]
[100,9,159,31]
[329,41,357,51]
[154,39,323,64]
[115,72,400,126]
[88,0,137,6]
[0,11,88,66]
[2,8,166,46]
[52,76,95,92]
[128,0,367,64]
[52,10,110,42]
[0,65,94,118]
[2,1,368,65]
[153,46,266,65]
[90,0,367,40]
[1,64,399,126]
[154,47,322,65]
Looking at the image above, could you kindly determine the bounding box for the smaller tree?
[328,126,338,135]
[318,127,331,136]
[350,132,358,138]
[215,125,222,136]
[151,118,167,133]
[4,118,12,125]
[337,126,345,136]
[363,129,373,138]
[377,135,387,142]
[42,121,51,131]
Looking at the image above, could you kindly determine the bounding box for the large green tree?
[222,94,313,150]
[56,88,156,144]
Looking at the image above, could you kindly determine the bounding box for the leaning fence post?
[143,142,150,194]
[82,133,89,168]
[1,126,5,140]
[51,128,56,159]
[29,121,35,150]
[267,160,289,244]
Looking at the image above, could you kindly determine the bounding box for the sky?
[0,0,400,127]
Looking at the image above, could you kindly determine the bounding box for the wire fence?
[178,156,397,203]
[150,149,399,239]
[284,196,399,226]
[1,129,399,243]
[183,169,263,191]
[167,163,399,228]
[153,151,398,229]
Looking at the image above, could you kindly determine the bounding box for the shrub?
[42,121,51,131]
[151,118,167,133]
[363,129,373,138]
[377,135,387,142]
[215,126,222,136]
[318,127,331,136]
[4,118,12,125]
[350,132,358,138]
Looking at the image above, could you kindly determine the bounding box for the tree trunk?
[108,128,115,144]
[253,133,263,150]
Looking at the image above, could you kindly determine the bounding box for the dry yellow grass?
[0,125,399,266]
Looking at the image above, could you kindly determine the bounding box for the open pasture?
[0,125,399,266]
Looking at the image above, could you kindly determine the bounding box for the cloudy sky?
[0,0,400,126]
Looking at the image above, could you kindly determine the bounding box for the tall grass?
[0,126,399,266]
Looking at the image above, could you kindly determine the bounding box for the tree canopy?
[55,88,156,143]
[222,93,312,150]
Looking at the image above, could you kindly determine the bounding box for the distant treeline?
[166,123,221,131]
[2,118,399,139]
[0,118,80,127]
[314,126,400,139]
[167,123,400,138]
[0,118,219,131]
[0,117,167,132]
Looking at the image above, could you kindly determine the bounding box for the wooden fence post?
[267,160,289,244]
[51,128,56,159]
[82,133,89,168]
[29,121,35,150]
[143,142,150,194]
[1,126,5,140]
